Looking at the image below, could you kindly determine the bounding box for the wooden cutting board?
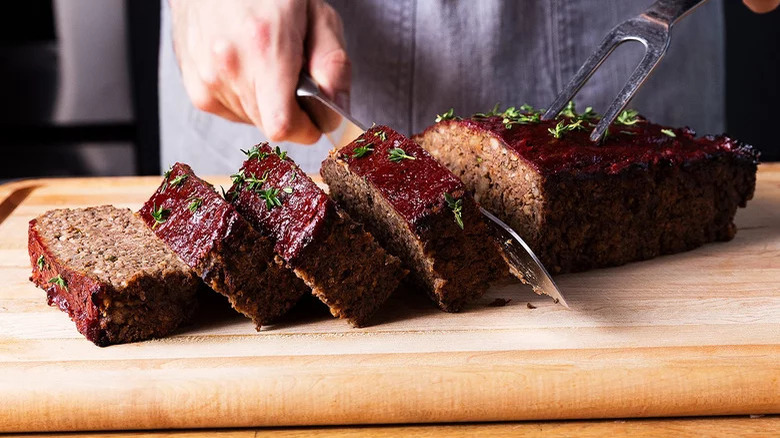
[1,166,778,433]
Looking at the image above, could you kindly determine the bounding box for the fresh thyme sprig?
[169,174,188,189]
[374,130,388,141]
[273,146,288,160]
[352,142,374,158]
[245,171,270,192]
[548,120,584,139]
[161,166,173,192]
[187,197,203,213]
[151,204,170,229]
[241,145,268,161]
[258,188,282,210]
[500,106,542,129]
[616,109,640,126]
[388,147,416,162]
[220,186,238,202]
[230,169,246,186]
[283,187,293,194]
[435,108,459,122]
[560,101,577,118]
[36,255,46,271]
[660,128,676,137]
[443,193,464,230]
[48,274,68,291]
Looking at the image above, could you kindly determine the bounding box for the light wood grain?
[9,416,779,438]
[0,166,778,433]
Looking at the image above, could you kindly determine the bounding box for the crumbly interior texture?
[28,206,200,346]
[322,157,506,312]
[292,209,404,327]
[194,215,309,327]
[415,123,758,273]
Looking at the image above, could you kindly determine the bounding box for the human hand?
[170,0,351,144]
[743,0,780,13]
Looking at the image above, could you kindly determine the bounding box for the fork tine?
[542,30,624,120]
[588,43,667,142]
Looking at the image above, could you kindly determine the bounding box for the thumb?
[306,1,351,111]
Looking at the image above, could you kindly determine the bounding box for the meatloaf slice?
[227,144,404,327]
[321,126,508,312]
[137,163,308,328]
[414,104,759,273]
[28,206,201,346]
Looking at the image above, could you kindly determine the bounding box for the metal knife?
[296,74,569,308]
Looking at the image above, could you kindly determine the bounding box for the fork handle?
[644,0,709,27]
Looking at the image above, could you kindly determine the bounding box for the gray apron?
[159,0,724,174]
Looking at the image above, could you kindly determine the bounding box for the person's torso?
[159,0,725,174]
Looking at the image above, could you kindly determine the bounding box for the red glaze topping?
[229,144,332,263]
[28,220,105,344]
[429,112,757,176]
[138,163,239,268]
[336,125,464,232]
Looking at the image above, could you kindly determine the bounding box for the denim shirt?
[159,0,724,174]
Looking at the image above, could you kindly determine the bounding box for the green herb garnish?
[352,142,374,158]
[48,274,68,291]
[150,204,170,229]
[187,197,203,213]
[161,166,173,192]
[661,128,676,137]
[501,106,541,129]
[169,174,188,189]
[616,109,640,126]
[388,147,416,162]
[560,101,577,118]
[241,145,268,161]
[36,255,46,271]
[230,169,246,186]
[283,187,293,194]
[473,103,502,118]
[258,188,282,210]
[374,130,388,141]
[435,108,458,122]
[220,186,238,202]
[245,171,269,192]
[444,193,464,230]
[547,120,578,139]
[273,146,288,160]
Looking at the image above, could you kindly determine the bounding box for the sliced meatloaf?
[138,163,308,328]
[28,206,201,346]
[321,126,508,312]
[414,104,759,273]
[227,144,404,327]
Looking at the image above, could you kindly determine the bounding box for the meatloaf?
[414,104,759,273]
[138,163,308,328]
[28,206,201,346]
[227,144,404,327]
[321,126,508,312]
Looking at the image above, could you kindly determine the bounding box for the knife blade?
[296,73,569,307]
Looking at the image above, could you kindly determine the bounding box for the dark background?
[0,1,777,179]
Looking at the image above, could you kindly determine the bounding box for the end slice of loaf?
[321,126,507,312]
[138,163,308,328]
[414,106,759,273]
[228,143,405,327]
[28,205,201,346]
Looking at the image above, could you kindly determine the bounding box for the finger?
[743,0,780,13]
[246,14,321,144]
[306,1,351,112]
[180,53,245,123]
